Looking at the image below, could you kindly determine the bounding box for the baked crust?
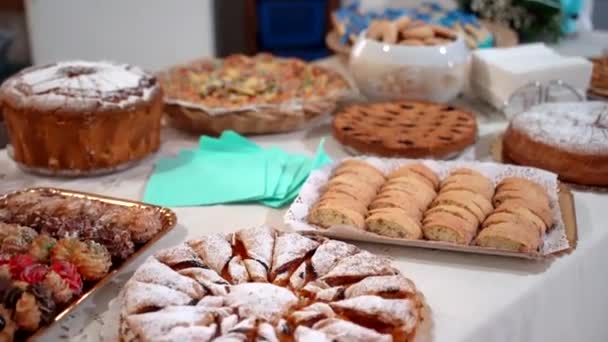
[503,125,608,186]
[0,61,163,172]
[333,101,477,158]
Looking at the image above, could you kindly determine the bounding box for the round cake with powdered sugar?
[0,60,162,173]
[118,226,426,342]
[503,102,608,186]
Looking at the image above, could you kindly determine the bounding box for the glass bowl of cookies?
[349,17,470,103]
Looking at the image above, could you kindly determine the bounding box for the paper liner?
[285,156,570,259]
[159,57,356,117]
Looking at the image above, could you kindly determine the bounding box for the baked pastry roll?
[440,173,494,201]
[425,204,479,227]
[333,166,386,188]
[257,322,280,342]
[125,305,228,341]
[476,222,541,253]
[294,326,331,342]
[388,163,439,190]
[271,233,319,280]
[243,259,268,283]
[431,190,493,222]
[235,226,275,270]
[308,204,366,230]
[178,267,230,296]
[310,240,360,278]
[289,302,335,326]
[368,206,423,223]
[316,195,368,215]
[345,275,418,300]
[132,257,205,299]
[121,281,193,315]
[315,286,346,302]
[330,296,419,334]
[187,234,233,274]
[223,283,298,323]
[383,176,436,203]
[312,318,392,342]
[155,244,206,270]
[320,252,397,286]
[422,210,478,244]
[162,325,217,342]
[365,210,423,239]
[226,256,249,284]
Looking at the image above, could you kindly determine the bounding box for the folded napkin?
[143,131,331,207]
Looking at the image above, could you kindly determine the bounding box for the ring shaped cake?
[503,102,608,186]
[119,226,425,342]
[0,61,162,174]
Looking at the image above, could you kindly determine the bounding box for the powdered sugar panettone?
[0,61,158,112]
[504,101,608,186]
[118,226,426,341]
[0,60,163,173]
[510,102,608,155]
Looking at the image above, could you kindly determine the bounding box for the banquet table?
[1,57,607,342]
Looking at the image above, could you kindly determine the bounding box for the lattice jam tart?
[333,101,477,158]
[119,226,425,342]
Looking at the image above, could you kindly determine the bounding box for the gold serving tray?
[0,187,177,341]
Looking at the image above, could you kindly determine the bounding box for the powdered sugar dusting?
[0,60,159,111]
[113,227,425,341]
[311,240,360,277]
[236,226,275,268]
[511,102,608,155]
[224,283,298,323]
[271,232,319,274]
[126,306,221,340]
[321,251,397,285]
[294,326,332,342]
[313,318,392,342]
[132,257,205,299]
[345,275,417,299]
[162,324,217,342]
[188,234,233,274]
[331,296,418,329]
[122,281,192,315]
[155,244,205,267]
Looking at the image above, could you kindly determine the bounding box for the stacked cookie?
[365,164,439,239]
[422,168,494,245]
[308,160,384,230]
[366,17,457,46]
[476,177,553,253]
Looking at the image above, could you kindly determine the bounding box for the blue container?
[257,0,327,49]
[271,47,331,61]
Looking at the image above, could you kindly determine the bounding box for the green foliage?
[459,0,563,42]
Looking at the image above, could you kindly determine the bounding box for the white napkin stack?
[471,44,593,109]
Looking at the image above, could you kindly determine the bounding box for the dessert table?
[0,58,607,341]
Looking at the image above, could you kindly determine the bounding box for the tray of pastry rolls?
[0,187,176,341]
[285,157,577,260]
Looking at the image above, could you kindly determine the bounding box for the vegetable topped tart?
[161,53,350,110]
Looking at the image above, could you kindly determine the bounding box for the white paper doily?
[285,156,570,259]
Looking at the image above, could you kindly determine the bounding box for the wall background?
[25,0,216,71]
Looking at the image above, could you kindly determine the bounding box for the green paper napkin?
[144,131,331,208]
[261,139,331,208]
[143,150,267,206]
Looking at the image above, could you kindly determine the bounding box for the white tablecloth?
[1,62,607,342]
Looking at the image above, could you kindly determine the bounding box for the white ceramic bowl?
[349,33,470,103]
